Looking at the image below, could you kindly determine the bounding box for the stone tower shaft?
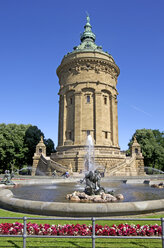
[52,16,124,172]
[57,51,120,148]
[31,15,144,176]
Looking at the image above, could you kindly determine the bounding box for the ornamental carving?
[58,58,119,80]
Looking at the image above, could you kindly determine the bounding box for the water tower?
[51,16,126,172]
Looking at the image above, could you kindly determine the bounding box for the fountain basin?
[0,177,164,217]
[0,188,164,217]
[10,180,164,202]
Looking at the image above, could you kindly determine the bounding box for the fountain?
[0,176,164,216]
[66,135,124,202]
[0,170,15,185]
[144,167,164,175]
[83,170,105,195]
[84,134,95,172]
[0,135,163,216]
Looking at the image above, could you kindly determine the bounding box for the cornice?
[57,57,120,80]
[58,81,118,95]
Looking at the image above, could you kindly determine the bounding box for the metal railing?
[0,216,163,248]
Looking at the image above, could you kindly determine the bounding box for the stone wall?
[56,51,120,149]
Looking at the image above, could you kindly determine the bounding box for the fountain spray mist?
[84,135,95,172]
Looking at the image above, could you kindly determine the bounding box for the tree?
[0,123,56,173]
[44,138,56,156]
[23,125,44,166]
[0,123,30,173]
[128,129,164,171]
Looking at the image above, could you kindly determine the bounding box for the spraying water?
[144,167,164,175]
[84,135,95,172]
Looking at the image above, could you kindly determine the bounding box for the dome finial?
[86,11,90,24]
[73,14,104,53]
[80,13,96,42]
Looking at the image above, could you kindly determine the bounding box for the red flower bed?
[0,222,162,236]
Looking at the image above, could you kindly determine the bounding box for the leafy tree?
[23,125,44,166]
[128,129,164,171]
[0,123,30,173]
[0,123,55,173]
[44,138,56,156]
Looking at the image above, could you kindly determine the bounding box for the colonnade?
[57,86,119,148]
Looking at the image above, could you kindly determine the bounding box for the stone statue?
[82,170,105,195]
[0,170,15,185]
[86,14,90,23]
[67,169,124,202]
[52,170,56,177]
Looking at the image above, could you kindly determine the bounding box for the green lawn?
[0,208,163,248]
[0,238,162,248]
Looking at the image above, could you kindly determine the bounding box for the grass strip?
[0,208,163,247]
[0,237,162,248]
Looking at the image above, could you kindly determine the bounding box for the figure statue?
[52,170,56,177]
[0,170,15,185]
[86,11,90,23]
[81,170,105,195]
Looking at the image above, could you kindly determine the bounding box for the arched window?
[87,95,90,103]
[104,97,107,105]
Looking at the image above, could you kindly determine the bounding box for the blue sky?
[0,0,163,150]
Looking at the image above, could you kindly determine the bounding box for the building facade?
[32,16,144,176]
[51,16,126,172]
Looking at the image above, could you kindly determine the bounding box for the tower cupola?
[80,15,96,42]
[73,15,104,53]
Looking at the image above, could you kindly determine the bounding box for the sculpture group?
[0,170,15,185]
[66,169,124,203]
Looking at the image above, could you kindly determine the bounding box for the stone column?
[114,96,119,146]
[58,95,62,146]
[58,94,66,146]
[110,95,119,147]
[63,95,67,144]
[95,91,102,145]
[74,91,82,145]
[110,95,113,145]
